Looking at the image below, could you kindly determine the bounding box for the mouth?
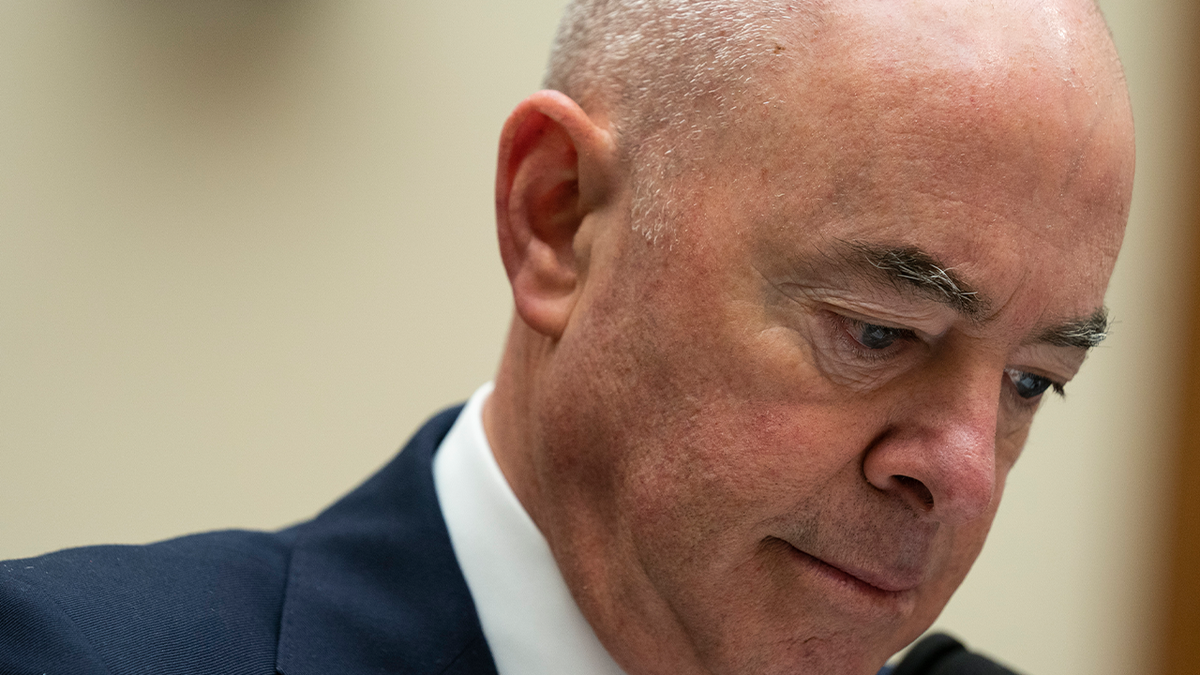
[772,538,921,600]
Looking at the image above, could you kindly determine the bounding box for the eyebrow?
[835,241,1110,350]
[842,241,988,318]
[1037,308,1110,349]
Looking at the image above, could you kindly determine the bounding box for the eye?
[847,319,913,350]
[1005,368,1064,400]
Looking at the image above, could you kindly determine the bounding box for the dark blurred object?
[892,633,1023,675]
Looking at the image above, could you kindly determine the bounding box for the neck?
[484,317,552,529]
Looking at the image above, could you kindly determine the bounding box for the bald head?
[491,2,1135,672]
[544,0,1131,240]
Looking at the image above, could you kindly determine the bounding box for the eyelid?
[816,305,1075,401]
[844,318,917,345]
[826,313,919,366]
[1004,367,1067,399]
[1012,342,1087,385]
[831,311,922,345]
[817,299,950,341]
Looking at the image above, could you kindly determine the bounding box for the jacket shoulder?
[0,529,295,675]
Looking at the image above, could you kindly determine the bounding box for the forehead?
[699,2,1131,208]
[674,7,1134,324]
[726,128,1126,336]
[664,160,1121,352]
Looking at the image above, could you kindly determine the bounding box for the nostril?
[895,475,935,510]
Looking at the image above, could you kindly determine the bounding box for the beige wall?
[1,0,559,554]
[2,2,1195,674]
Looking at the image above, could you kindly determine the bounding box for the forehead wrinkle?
[1036,307,1110,350]
[836,240,990,319]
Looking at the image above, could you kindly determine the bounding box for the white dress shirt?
[432,383,628,675]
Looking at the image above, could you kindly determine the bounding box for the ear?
[495,90,617,339]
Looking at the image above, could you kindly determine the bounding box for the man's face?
[526,10,1134,675]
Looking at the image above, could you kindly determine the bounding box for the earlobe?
[495,90,617,339]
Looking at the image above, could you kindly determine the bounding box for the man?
[0,0,1134,674]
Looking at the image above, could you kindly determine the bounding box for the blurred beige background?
[1,2,1196,674]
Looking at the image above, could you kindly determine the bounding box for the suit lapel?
[276,406,499,675]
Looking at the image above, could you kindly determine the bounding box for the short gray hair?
[543,0,1120,243]
[544,0,823,242]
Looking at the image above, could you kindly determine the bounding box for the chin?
[692,630,895,675]
[670,594,922,675]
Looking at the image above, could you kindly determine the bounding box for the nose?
[861,358,1002,525]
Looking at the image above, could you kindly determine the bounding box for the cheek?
[601,304,891,542]
[616,395,874,574]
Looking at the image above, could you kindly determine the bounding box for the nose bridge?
[918,352,1003,458]
[863,349,1004,525]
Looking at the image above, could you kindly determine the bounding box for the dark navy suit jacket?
[0,406,500,675]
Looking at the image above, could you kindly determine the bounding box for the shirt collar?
[433,383,627,675]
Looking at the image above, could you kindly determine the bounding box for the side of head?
[542,0,824,243]
[486,1,1134,674]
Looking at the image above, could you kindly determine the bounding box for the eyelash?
[833,313,1067,401]
[1005,368,1067,401]
[837,316,917,357]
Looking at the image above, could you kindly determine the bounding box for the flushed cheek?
[646,400,874,498]
[614,399,885,590]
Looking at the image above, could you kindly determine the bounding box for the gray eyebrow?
[1037,308,1110,349]
[829,241,1108,349]
[844,242,988,318]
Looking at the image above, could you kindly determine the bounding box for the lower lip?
[785,545,914,612]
